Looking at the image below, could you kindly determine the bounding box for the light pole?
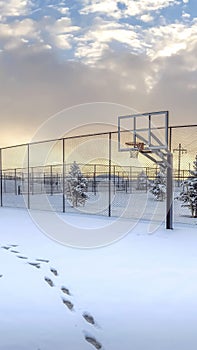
[173,143,187,187]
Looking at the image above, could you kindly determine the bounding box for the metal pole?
[4,173,6,193]
[169,126,172,152]
[31,167,34,195]
[108,132,112,217]
[145,167,148,192]
[166,110,169,148]
[173,143,187,187]
[50,165,53,196]
[113,165,116,194]
[0,149,2,207]
[166,152,173,229]
[27,144,30,209]
[15,168,17,195]
[63,138,65,213]
[93,164,96,195]
[130,166,132,193]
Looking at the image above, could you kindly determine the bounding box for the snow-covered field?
[1,207,197,350]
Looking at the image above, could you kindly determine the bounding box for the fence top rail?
[169,124,197,129]
[0,123,196,151]
[0,131,114,151]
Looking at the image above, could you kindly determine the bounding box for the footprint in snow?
[84,335,102,349]
[35,258,49,263]
[28,262,41,269]
[44,277,54,287]
[50,268,58,276]
[9,244,18,247]
[17,256,28,259]
[10,250,20,253]
[0,274,3,278]
[82,312,96,326]
[61,286,71,296]
[61,297,74,311]
[1,246,10,250]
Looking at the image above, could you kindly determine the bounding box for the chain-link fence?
[0,125,196,226]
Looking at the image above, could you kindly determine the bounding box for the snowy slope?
[0,208,197,350]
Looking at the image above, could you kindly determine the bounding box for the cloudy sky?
[0,0,196,147]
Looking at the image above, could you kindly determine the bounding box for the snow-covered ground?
[1,207,197,350]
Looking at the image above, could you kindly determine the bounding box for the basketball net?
[128,142,144,159]
[129,149,139,158]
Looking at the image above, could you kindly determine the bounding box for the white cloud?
[57,7,70,15]
[124,0,180,17]
[145,21,197,60]
[74,19,144,63]
[46,3,70,16]
[54,34,73,50]
[0,19,38,39]
[140,14,154,23]
[0,18,41,50]
[44,17,80,50]
[0,0,32,20]
[50,17,79,34]
[80,0,121,19]
[182,11,191,19]
[0,11,80,52]
[75,41,109,64]
[80,0,179,19]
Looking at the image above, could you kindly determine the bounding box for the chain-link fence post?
[63,138,65,213]
[108,132,112,217]
[166,152,173,229]
[27,144,30,209]
[0,148,2,207]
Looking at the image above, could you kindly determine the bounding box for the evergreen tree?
[176,155,197,217]
[150,167,166,201]
[65,161,88,207]
[136,171,148,190]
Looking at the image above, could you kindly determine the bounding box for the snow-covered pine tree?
[65,161,88,207]
[176,155,197,217]
[150,167,166,201]
[136,171,148,191]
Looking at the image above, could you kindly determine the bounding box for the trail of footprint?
[58,275,102,344]
[3,245,104,348]
[84,335,102,349]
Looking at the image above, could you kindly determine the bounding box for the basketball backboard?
[118,111,169,153]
